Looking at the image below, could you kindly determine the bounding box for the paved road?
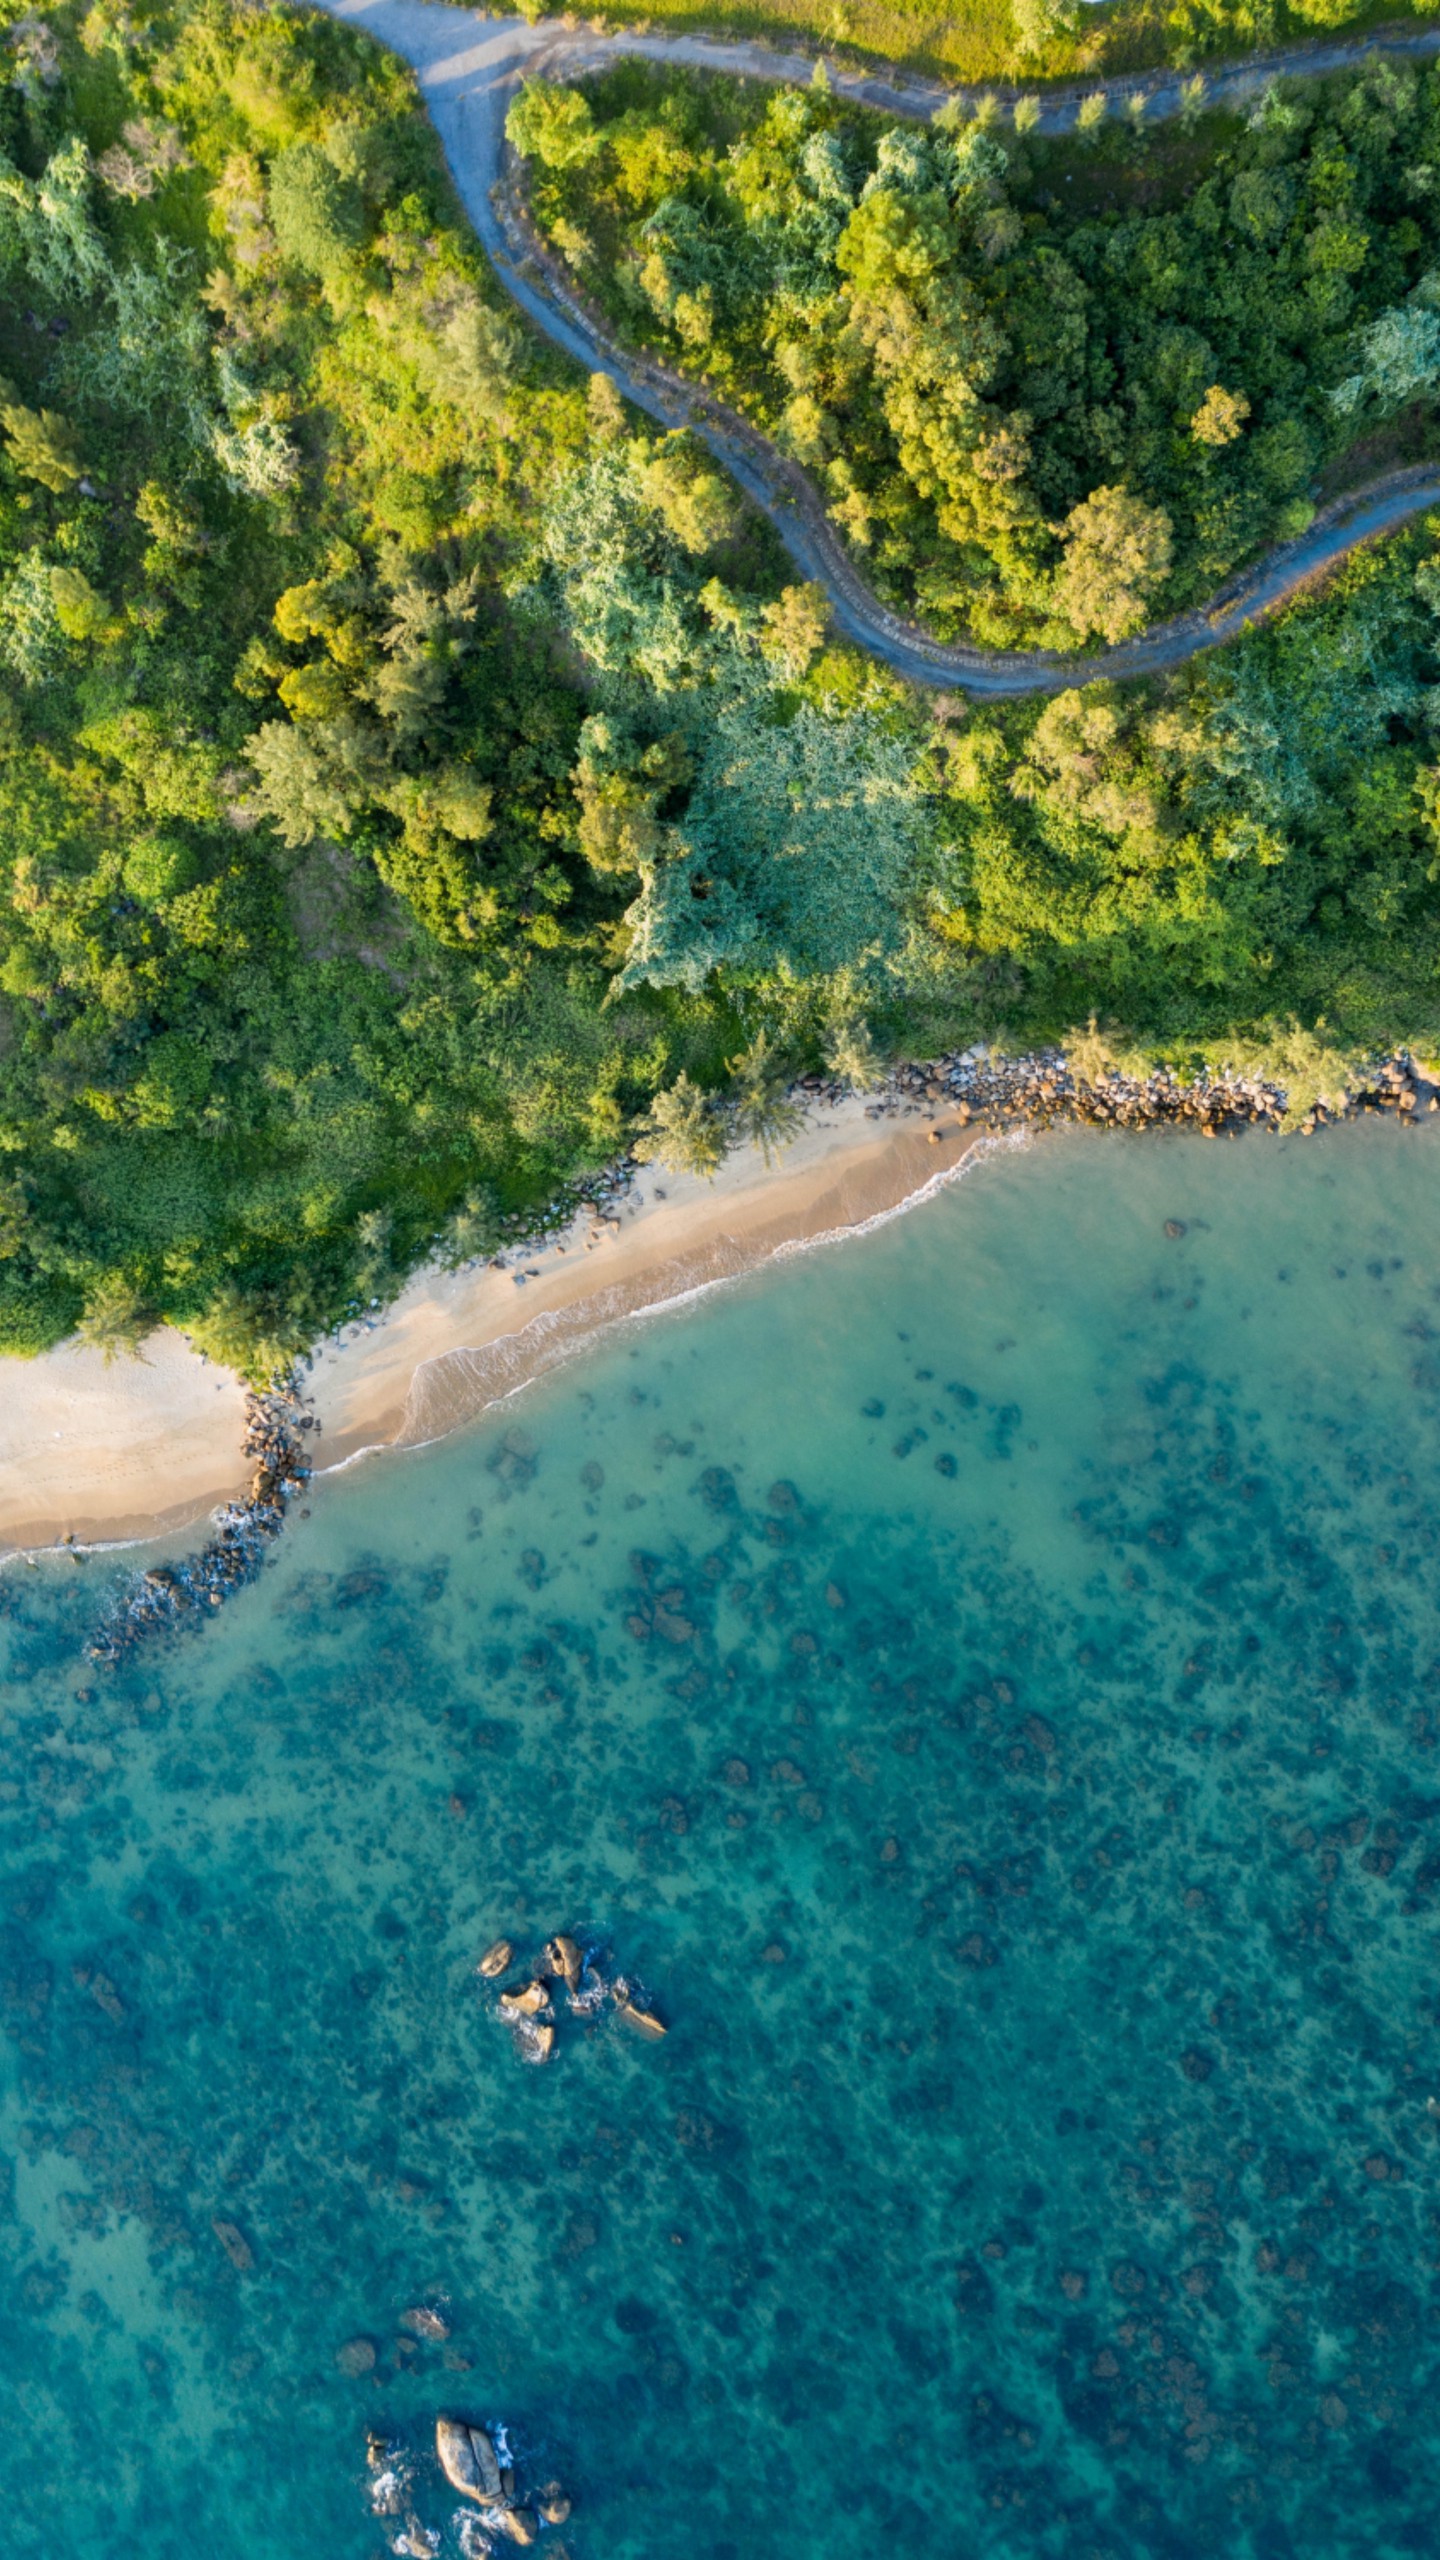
[303,0,1440,691]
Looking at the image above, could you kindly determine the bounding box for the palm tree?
[632,1072,727,1179]
[824,1005,882,1093]
[76,1275,152,1364]
[729,1032,804,1167]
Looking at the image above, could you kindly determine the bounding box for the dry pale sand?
[0,1095,997,1556]
[0,1327,250,1557]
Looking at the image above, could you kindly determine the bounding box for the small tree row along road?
[302,0,1440,692]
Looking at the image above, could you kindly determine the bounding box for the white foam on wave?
[316,1124,1031,1481]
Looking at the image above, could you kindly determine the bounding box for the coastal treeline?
[1,0,1440,1377]
[0,0,888,1367]
[514,57,1440,642]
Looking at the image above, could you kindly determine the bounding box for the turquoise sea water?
[5,1123,1440,2560]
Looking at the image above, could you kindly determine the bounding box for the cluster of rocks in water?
[365,2414,572,2556]
[89,1379,314,1662]
[477,1930,666,2065]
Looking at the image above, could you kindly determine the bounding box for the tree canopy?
[2,4,1440,1377]
[517,57,1440,645]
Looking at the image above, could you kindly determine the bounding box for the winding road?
[306,0,1440,691]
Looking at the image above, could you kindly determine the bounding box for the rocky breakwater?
[862,1045,1440,1143]
[870,1048,1284,1139]
[1295,1049,1440,1133]
[90,1378,315,1662]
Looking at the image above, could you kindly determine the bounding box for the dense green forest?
[515,57,1440,642]
[2,0,1440,1377]
[0,0,854,1368]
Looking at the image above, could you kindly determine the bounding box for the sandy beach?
[0,1095,994,1557]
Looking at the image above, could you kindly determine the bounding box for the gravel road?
[300,0,1440,691]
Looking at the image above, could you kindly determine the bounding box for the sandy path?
[0,1098,995,1555]
[309,0,1440,694]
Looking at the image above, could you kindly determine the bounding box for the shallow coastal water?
[5,1122,1440,2560]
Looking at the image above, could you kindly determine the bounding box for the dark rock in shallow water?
[211,2217,254,2272]
[400,2305,450,2341]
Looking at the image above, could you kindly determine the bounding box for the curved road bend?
[300,0,1440,692]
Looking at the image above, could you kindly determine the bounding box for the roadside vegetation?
[498,0,1440,95]
[514,54,1440,643]
[3,0,1440,1376]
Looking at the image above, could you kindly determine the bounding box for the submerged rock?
[487,2506,539,2547]
[454,2519,497,2560]
[569,1954,608,2016]
[366,2435,410,2516]
[401,2305,450,2342]
[363,2437,409,2519]
[537,2484,572,2524]
[335,2334,377,2376]
[477,1940,514,1979]
[396,2523,440,2558]
[211,2217,254,2272]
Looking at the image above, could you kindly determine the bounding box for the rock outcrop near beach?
[858,1045,1440,1144]
[89,1378,314,1662]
